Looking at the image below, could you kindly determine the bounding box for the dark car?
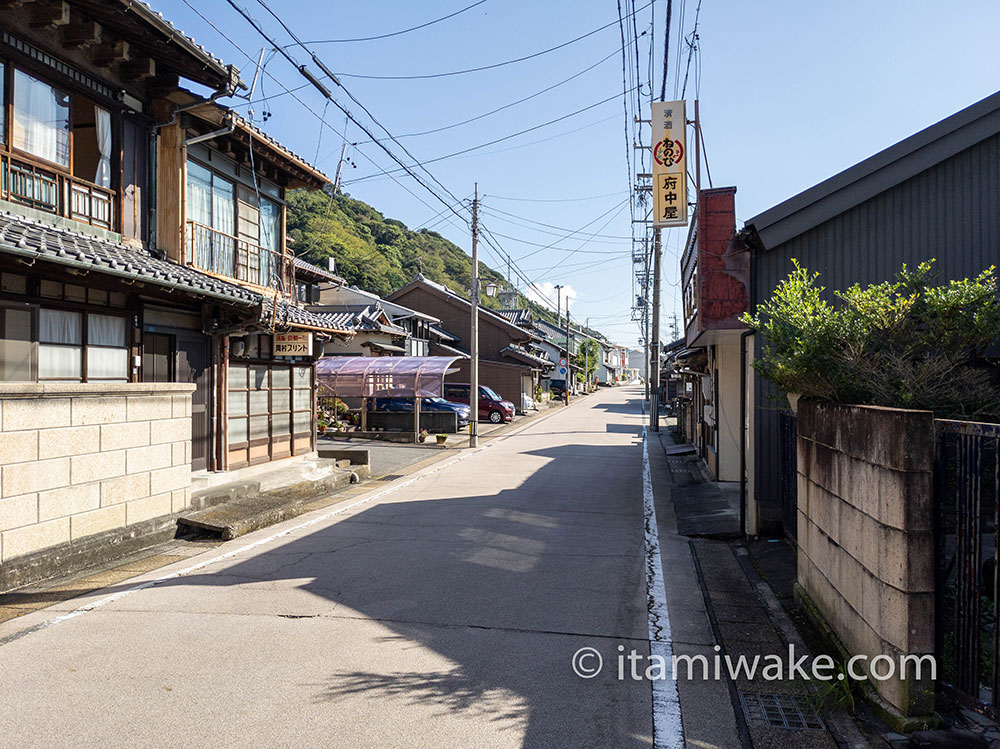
[371,396,471,427]
[443,383,515,423]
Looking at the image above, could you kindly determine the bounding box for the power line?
[349,45,625,147]
[343,87,638,185]
[213,0,471,227]
[680,0,703,99]
[659,0,672,99]
[331,0,655,80]
[292,0,487,44]
[485,190,627,203]
[250,0,469,212]
[481,204,634,240]
[342,113,622,181]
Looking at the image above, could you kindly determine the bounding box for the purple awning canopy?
[315,356,462,398]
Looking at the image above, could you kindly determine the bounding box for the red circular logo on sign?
[653,138,684,167]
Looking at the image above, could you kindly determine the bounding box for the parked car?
[443,383,515,423]
[549,379,567,399]
[370,396,471,427]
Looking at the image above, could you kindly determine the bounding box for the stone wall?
[0,383,195,566]
[795,400,935,721]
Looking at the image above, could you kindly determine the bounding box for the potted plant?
[417,428,429,443]
[435,433,448,445]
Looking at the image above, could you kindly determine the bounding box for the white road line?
[643,428,684,749]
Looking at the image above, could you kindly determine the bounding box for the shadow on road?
[93,440,652,746]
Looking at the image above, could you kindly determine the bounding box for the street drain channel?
[738,692,825,730]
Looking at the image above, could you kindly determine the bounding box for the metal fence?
[934,419,1000,713]
[778,411,798,543]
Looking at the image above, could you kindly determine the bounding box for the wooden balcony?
[186,220,291,292]
[1,152,114,230]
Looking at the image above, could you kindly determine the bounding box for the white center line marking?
[643,427,684,748]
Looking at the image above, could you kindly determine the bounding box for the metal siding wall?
[753,132,1000,535]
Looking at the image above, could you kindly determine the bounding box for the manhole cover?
[738,692,825,730]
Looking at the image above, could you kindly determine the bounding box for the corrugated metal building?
[742,89,1000,537]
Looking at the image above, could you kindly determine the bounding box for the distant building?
[388,275,552,412]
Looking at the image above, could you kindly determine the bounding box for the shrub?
[742,260,1000,419]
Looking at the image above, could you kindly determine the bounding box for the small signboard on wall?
[274,332,312,356]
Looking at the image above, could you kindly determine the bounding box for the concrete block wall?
[0,383,196,564]
[796,400,935,719]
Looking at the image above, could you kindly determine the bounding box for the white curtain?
[39,308,81,344]
[38,309,81,380]
[94,106,112,188]
[187,161,213,269]
[88,314,124,347]
[212,175,236,277]
[259,198,280,287]
[13,70,69,166]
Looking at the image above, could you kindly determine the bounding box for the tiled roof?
[229,109,331,184]
[117,0,234,81]
[498,308,535,328]
[502,344,554,369]
[304,302,406,336]
[0,211,259,305]
[293,256,343,283]
[394,274,532,338]
[267,300,354,334]
[0,211,354,335]
[428,323,459,342]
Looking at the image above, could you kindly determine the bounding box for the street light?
[483,281,499,298]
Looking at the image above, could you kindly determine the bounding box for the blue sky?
[154,0,1000,346]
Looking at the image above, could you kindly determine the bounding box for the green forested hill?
[286,189,503,304]
[286,189,612,341]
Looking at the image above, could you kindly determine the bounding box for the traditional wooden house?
[387,275,551,412]
[0,0,348,585]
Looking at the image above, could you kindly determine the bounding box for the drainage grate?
[738,692,825,731]
[376,474,404,482]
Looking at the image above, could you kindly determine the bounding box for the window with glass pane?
[212,173,236,277]
[39,308,82,380]
[259,198,281,288]
[0,63,5,146]
[293,365,312,435]
[13,70,70,166]
[87,314,128,381]
[227,363,250,448]
[0,307,32,381]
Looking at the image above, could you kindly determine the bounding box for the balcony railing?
[1,152,114,230]
[186,220,290,292]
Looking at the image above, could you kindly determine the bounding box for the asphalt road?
[0,387,653,748]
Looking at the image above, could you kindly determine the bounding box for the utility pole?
[332,140,349,194]
[650,228,662,431]
[554,285,563,332]
[585,317,590,394]
[469,184,480,448]
[564,305,571,405]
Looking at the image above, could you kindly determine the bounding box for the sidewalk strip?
[643,427,684,749]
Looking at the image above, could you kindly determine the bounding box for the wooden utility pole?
[564,303,571,405]
[469,184,480,448]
